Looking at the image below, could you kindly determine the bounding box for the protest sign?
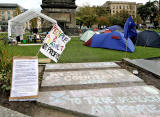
[40,24,71,62]
[9,56,39,101]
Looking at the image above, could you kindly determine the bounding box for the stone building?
[41,0,77,30]
[0,3,26,31]
[103,1,143,18]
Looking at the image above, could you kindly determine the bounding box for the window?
[119,6,121,9]
[1,11,5,21]
[112,6,115,9]
[116,6,118,9]
[7,11,10,20]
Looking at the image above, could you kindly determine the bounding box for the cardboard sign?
[9,56,39,101]
[40,24,71,62]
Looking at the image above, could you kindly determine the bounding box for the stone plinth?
[42,69,144,89]
[124,58,160,78]
[45,62,120,72]
[41,0,77,29]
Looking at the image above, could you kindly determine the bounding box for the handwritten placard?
[40,24,71,62]
[9,56,39,101]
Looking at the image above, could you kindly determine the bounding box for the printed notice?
[9,56,39,101]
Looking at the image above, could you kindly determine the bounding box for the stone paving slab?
[124,58,160,77]
[38,85,160,117]
[45,62,120,72]
[0,105,30,117]
[42,69,144,88]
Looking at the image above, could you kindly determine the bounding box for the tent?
[80,30,96,42]
[8,10,57,39]
[85,31,135,52]
[106,25,123,32]
[136,30,160,48]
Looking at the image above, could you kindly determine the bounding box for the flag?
[40,24,71,63]
[124,16,137,38]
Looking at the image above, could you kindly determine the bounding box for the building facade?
[103,1,142,18]
[0,3,26,31]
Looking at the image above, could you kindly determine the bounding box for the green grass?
[4,37,160,63]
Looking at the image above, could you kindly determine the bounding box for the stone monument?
[41,0,77,32]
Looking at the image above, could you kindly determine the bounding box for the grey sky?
[0,0,152,10]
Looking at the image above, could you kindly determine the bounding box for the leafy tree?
[137,1,159,26]
[115,10,130,26]
[15,6,21,15]
[94,6,108,17]
[97,16,109,28]
[76,6,109,28]
[107,15,123,26]
[76,17,83,29]
[134,14,143,24]
[76,6,97,28]
[30,18,38,29]
[108,10,130,27]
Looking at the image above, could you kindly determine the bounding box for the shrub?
[0,40,12,92]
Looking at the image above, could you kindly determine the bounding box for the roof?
[9,10,57,25]
[0,3,19,8]
[0,3,26,11]
[8,10,57,37]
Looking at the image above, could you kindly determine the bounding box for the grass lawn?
[5,37,160,63]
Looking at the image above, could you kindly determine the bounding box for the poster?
[9,56,39,101]
[40,24,71,62]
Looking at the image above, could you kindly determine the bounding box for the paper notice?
[9,56,39,101]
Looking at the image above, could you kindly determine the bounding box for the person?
[33,28,38,34]
[16,36,20,42]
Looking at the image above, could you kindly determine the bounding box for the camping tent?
[80,30,96,42]
[106,25,123,32]
[8,10,57,39]
[136,30,160,48]
[85,31,135,52]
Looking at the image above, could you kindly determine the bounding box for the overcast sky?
[0,0,153,10]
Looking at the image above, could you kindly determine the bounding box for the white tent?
[8,10,57,39]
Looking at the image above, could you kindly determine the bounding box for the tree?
[97,16,109,28]
[76,6,109,28]
[137,1,159,26]
[134,14,143,24]
[94,6,108,17]
[76,6,97,28]
[108,10,130,27]
[30,18,38,29]
[115,10,130,26]
[76,17,83,29]
[108,15,123,26]
[15,6,21,16]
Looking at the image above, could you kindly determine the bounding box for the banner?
[40,24,71,62]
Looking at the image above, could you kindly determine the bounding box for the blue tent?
[90,31,135,52]
[106,25,123,32]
